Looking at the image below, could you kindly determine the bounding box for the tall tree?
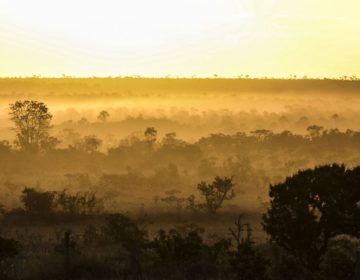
[9,100,53,152]
[262,164,360,273]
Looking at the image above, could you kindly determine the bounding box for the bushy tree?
[75,135,102,154]
[40,136,61,151]
[104,214,147,279]
[150,228,207,279]
[9,100,54,152]
[262,164,360,272]
[306,125,324,139]
[144,127,157,143]
[97,110,110,122]
[196,176,235,214]
[56,190,99,215]
[105,213,146,250]
[21,187,56,214]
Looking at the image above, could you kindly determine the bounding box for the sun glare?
[0,0,359,77]
[1,1,252,51]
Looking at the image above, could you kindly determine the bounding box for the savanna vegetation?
[0,78,359,279]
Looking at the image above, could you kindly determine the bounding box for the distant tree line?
[0,100,359,279]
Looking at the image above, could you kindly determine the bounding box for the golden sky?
[0,0,359,78]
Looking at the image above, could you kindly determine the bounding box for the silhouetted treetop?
[9,100,55,152]
[263,164,360,272]
[194,176,235,214]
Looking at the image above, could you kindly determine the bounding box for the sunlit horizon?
[1,0,360,78]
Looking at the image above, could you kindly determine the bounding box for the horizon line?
[0,75,359,81]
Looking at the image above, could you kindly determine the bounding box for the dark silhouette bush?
[21,187,56,215]
[104,213,147,279]
[0,234,19,279]
[191,176,235,214]
[228,215,269,280]
[318,239,359,280]
[263,164,360,273]
[149,228,208,279]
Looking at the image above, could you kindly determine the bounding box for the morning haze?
[0,0,359,279]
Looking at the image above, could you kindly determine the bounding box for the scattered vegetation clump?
[0,96,359,279]
[0,164,359,279]
[263,164,360,272]
[194,176,236,214]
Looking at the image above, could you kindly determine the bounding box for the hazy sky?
[0,0,359,78]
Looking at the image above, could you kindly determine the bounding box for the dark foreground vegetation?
[0,164,359,280]
[0,99,359,279]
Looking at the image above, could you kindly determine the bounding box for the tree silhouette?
[150,228,206,279]
[75,135,102,154]
[104,214,146,279]
[97,110,110,122]
[9,100,53,152]
[262,164,360,272]
[306,125,324,139]
[144,127,157,143]
[56,190,99,215]
[229,215,269,280]
[21,187,56,215]
[196,176,235,214]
